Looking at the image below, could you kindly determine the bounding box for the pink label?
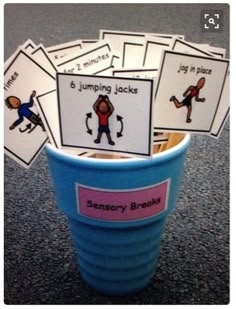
[76,180,170,222]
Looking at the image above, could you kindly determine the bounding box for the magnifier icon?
[208,18,215,25]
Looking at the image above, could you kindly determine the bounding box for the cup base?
[80,267,156,296]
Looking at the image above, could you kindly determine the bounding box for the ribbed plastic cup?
[45,134,190,295]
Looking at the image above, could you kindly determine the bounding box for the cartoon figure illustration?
[5,90,45,132]
[93,94,115,145]
[170,77,206,123]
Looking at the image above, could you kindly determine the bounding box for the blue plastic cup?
[45,134,190,295]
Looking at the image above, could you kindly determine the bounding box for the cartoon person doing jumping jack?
[93,94,115,145]
[170,77,206,123]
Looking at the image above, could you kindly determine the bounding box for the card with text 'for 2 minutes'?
[57,73,154,157]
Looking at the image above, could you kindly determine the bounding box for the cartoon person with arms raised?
[170,77,206,123]
[5,90,45,132]
[93,94,115,145]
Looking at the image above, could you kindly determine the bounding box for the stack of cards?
[4,30,229,168]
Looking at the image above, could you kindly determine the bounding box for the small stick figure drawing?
[5,90,45,132]
[170,77,206,123]
[93,94,115,145]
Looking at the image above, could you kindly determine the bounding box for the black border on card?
[31,46,58,77]
[152,34,184,40]
[5,138,48,167]
[4,49,56,79]
[47,43,82,53]
[112,69,158,79]
[57,43,111,67]
[95,55,121,75]
[172,39,213,57]
[81,40,98,44]
[25,43,35,50]
[56,73,153,156]
[152,35,174,39]
[153,132,168,143]
[143,41,170,66]
[210,51,224,58]
[154,50,229,133]
[4,50,54,166]
[211,107,229,137]
[111,55,120,67]
[95,66,113,75]
[122,42,144,67]
[153,138,168,143]
[36,89,58,148]
[101,30,145,40]
[37,89,89,156]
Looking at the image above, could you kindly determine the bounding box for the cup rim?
[45,134,191,165]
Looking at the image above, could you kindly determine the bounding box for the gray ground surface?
[4,3,229,304]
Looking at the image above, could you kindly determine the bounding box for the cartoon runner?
[5,90,45,132]
[170,77,206,123]
[93,94,115,145]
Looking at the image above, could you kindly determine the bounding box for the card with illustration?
[143,35,174,68]
[154,50,229,133]
[4,50,56,168]
[57,73,154,157]
[46,39,82,62]
[56,40,114,75]
[31,44,57,78]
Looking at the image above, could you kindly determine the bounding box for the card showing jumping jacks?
[154,50,229,133]
[4,50,56,168]
[57,73,154,157]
